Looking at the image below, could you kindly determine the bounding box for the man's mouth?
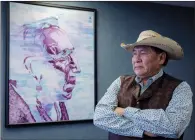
[64,87,73,93]
[62,77,76,100]
[66,76,76,85]
[134,66,143,69]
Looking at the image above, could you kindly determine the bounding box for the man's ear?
[159,52,166,65]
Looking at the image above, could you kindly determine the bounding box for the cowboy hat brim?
[121,36,183,60]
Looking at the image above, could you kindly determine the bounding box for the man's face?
[132,45,164,78]
[42,27,81,100]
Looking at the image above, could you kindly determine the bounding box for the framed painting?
[5,1,97,126]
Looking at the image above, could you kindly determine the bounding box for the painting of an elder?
[9,22,81,124]
[93,30,193,140]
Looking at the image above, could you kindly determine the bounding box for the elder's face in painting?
[25,26,81,102]
[43,26,81,100]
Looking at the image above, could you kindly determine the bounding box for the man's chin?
[62,93,72,100]
[134,72,146,77]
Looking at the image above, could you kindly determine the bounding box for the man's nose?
[69,54,81,73]
[133,54,142,63]
[73,63,81,73]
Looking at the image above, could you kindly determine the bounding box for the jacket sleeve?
[123,81,193,138]
[93,77,144,137]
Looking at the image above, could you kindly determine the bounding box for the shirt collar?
[135,69,164,84]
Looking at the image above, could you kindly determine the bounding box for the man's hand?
[114,107,125,116]
[144,131,157,137]
[114,107,157,137]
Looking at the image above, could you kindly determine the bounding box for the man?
[93,30,193,140]
[9,18,81,124]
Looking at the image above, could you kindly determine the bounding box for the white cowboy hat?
[120,30,184,60]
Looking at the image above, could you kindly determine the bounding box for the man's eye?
[141,51,147,54]
[63,49,72,56]
[63,50,67,54]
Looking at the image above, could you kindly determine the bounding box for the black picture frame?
[5,1,97,127]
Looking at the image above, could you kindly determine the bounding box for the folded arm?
[93,77,144,137]
[123,81,193,138]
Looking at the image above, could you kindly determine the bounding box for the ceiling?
[151,1,195,8]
